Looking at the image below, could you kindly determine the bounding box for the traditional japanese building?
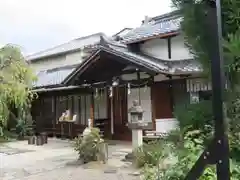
[31,11,211,141]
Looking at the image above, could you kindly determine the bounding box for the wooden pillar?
[137,71,141,105]
[84,94,87,125]
[168,76,174,113]
[52,96,56,137]
[150,82,156,131]
[110,87,114,135]
[69,95,75,138]
[90,91,94,128]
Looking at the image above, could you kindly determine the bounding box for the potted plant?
[36,135,44,146]
[28,134,35,145]
[40,132,48,144]
[16,119,27,140]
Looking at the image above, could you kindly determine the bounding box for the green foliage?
[0,45,37,137]
[142,1,240,178]
[223,91,240,161]
[73,128,104,163]
[141,164,159,180]
[134,140,167,167]
[142,132,240,179]
[16,119,26,139]
[165,128,183,147]
[141,132,202,180]
[15,117,33,139]
[174,100,213,132]
[171,0,240,87]
[0,130,18,143]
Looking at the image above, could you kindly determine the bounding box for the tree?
[171,0,240,89]
[171,0,240,164]
[0,44,37,136]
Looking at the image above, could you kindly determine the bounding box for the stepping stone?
[129,171,141,176]
[103,167,118,174]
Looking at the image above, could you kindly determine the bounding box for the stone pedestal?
[132,129,143,149]
[36,136,44,146]
[40,132,48,144]
[28,136,36,145]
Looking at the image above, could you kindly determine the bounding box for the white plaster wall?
[155,118,178,133]
[140,35,193,61]
[29,55,66,72]
[29,51,85,72]
[171,36,194,60]
[128,87,152,122]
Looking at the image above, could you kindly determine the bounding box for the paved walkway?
[0,139,140,180]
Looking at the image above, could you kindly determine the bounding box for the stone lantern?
[128,100,149,149]
[129,100,144,124]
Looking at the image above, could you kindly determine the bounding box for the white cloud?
[0,0,172,54]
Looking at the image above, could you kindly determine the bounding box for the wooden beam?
[137,71,141,105]
[53,95,57,137]
[65,53,100,85]
[167,38,172,59]
[84,95,87,125]
[121,69,146,75]
[150,83,156,131]
[78,95,81,125]
[168,76,174,113]
[90,91,94,127]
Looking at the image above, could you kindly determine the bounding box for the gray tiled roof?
[27,33,104,61]
[101,40,169,74]
[168,59,202,74]
[121,11,182,44]
[33,65,77,88]
[112,28,133,38]
[100,36,201,75]
[63,36,202,85]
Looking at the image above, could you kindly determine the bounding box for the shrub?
[173,100,214,147]
[73,127,104,163]
[141,131,240,180]
[141,164,159,180]
[174,100,213,133]
[134,140,175,168]
[141,132,204,179]
[165,128,183,147]
[134,140,163,168]
[142,157,240,180]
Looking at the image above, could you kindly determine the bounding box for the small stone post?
[82,119,92,137]
[132,129,143,149]
[128,100,144,149]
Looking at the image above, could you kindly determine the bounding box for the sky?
[0,0,172,55]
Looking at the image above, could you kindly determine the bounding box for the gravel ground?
[0,139,140,180]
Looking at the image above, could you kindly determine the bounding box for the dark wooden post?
[208,1,230,179]
[53,96,56,137]
[168,76,174,113]
[90,90,95,127]
[185,0,230,179]
[137,70,141,105]
[84,94,87,126]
